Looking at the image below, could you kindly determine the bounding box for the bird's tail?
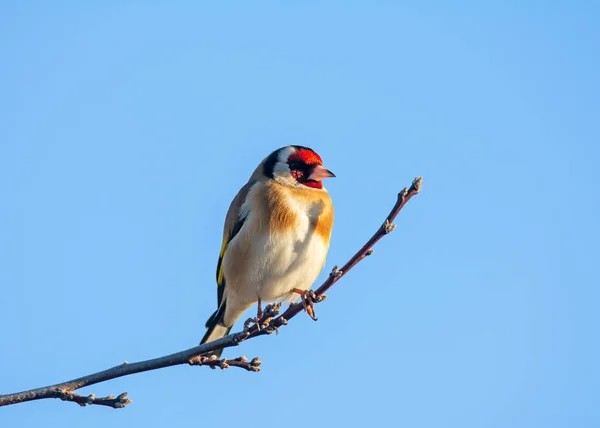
[200,303,231,358]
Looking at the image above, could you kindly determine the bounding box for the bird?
[200,145,335,356]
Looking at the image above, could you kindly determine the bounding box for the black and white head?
[263,146,335,190]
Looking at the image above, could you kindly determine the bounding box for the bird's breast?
[224,185,333,304]
[256,218,329,302]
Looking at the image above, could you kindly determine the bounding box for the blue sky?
[1,2,598,427]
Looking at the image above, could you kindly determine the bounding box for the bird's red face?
[286,147,335,189]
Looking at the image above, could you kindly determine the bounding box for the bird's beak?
[309,165,336,181]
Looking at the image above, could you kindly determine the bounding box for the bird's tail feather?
[200,303,231,358]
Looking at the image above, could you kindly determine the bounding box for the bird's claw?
[292,289,325,321]
[244,316,262,332]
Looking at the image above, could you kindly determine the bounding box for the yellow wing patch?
[216,237,228,286]
[215,215,247,307]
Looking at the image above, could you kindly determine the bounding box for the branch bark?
[0,177,422,409]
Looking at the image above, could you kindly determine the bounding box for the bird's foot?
[243,302,282,333]
[291,288,326,321]
[260,303,284,335]
[243,316,262,332]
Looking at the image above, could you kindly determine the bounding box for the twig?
[0,177,422,409]
[51,390,132,409]
[188,355,262,372]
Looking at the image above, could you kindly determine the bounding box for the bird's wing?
[215,180,256,307]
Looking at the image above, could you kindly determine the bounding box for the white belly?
[224,211,328,305]
[258,225,327,303]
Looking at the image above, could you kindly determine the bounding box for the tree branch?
[0,334,249,408]
[0,176,422,409]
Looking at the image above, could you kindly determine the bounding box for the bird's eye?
[288,161,303,171]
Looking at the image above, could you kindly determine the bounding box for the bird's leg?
[291,288,322,321]
[244,298,263,332]
[256,297,263,319]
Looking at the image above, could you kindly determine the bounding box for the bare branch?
[0,177,422,409]
[0,334,250,408]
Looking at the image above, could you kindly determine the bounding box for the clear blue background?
[1,2,598,427]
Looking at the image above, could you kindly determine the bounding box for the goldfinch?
[200,145,335,355]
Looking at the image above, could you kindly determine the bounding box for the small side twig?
[51,390,132,409]
[188,355,262,372]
